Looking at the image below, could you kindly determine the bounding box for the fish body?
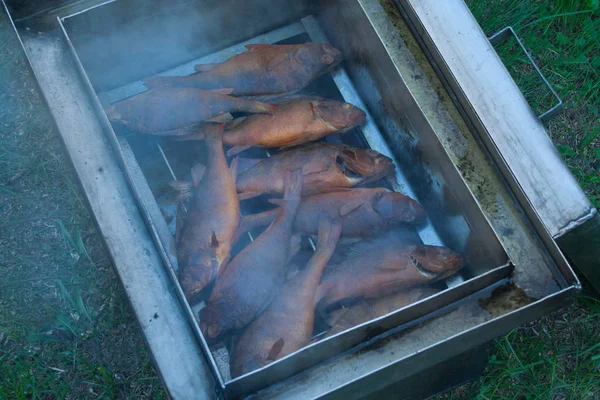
[143,43,343,96]
[323,288,440,339]
[316,243,464,311]
[236,143,395,199]
[239,188,425,239]
[103,87,273,135]
[222,98,366,155]
[175,124,240,300]
[200,170,303,344]
[231,219,341,377]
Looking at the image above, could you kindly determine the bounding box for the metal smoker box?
[2,0,593,398]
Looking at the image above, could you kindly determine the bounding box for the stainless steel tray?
[4,0,581,398]
[57,3,513,395]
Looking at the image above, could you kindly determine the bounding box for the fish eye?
[375,191,384,200]
[323,54,334,64]
[335,156,344,166]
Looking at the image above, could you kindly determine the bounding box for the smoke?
[63,0,310,92]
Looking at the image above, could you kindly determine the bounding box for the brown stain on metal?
[478,283,535,318]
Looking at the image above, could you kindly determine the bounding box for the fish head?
[372,189,426,224]
[314,100,366,131]
[180,251,219,300]
[199,299,229,344]
[335,148,395,184]
[409,245,465,281]
[296,43,343,73]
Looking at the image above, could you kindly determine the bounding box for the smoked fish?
[316,242,464,311]
[172,124,240,301]
[200,170,303,344]
[237,188,426,239]
[236,143,395,199]
[104,87,274,136]
[323,288,440,339]
[143,43,343,97]
[222,97,366,155]
[231,219,342,377]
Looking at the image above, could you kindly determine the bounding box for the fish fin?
[316,218,342,253]
[194,63,219,72]
[245,43,273,50]
[238,191,262,200]
[276,134,318,150]
[268,198,283,206]
[301,169,335,189]
[191,163,206,187]
[267,51,293,73]
[210,232,219,248]
[206,112,233,124]
[302,162,330,175]
[339,199,367,217]
[237,157,263,173]
[242,93,289,103]
[229,156,239,182]
[210,88,235,95]
[169,180,194,199]
[152,123,204,137]
[227,145,252,157]
[225,116,247,131]
[266,338,285,361]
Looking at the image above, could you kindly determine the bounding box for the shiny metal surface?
[1,4,216,397]
[60,4,513,391]
[227,263,513,398]
[3,0,583,398]
[55,16,226,389]
[488,26,564,124]
[394,0,595,240]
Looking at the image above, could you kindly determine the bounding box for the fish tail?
[202,123,225,142]
[250,101,277,115]
[407,199,426,223]
[316,218,342,255]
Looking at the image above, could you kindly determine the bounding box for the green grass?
[1,1,599,399]
[467,0,600,207]
[436,1,600,398]
[0,8,165,400]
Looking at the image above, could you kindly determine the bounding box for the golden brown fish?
[231,219,342,378]
[103,87,274,136]
[236,143,395,199]
[322,288,440,339]
[143,43,343,97]
[237,188,426,240]
[316,242,464,311]
[222,97,366,156]
[170,124,240,301]
[200,170,303,344]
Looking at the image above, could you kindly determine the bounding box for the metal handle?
[488,26,564,124]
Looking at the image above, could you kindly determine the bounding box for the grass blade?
[55,219,76,251]
[55,279,77,311]
[74,288,92,323]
